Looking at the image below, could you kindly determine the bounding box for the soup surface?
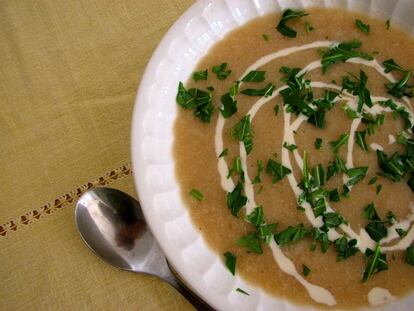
[173,7,414,309]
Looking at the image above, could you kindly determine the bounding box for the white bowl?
[131,0,414,309]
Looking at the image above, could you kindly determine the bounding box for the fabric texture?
[0,0,194,309]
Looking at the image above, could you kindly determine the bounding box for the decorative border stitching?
[0,163,133,237]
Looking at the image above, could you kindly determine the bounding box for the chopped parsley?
[227,157,243,178]
[232,115,253,154]
[259,223,278,244]
[320,40,373,73]
[252,160,264,184]
[242,70,266,82]
[305,21,314,33]
[342,104,359,119]
[376,184,383,194]
[236,288,250,295]
[274,224,308,246]
[378,99,413,129]
[396,228,408,238]
[335,236,359,261]
[386,19,391,30]
[274,104,280,116]
[276,9,309,38]
[176,82,214,122]
[303,264,311,276]
[189,188,204,201]
[236,232,263,254]
[355,130,368,152]
[312,164,326,188]
[365,221,388,242]
[342,70,373,112]
[355,19,370,34]
[212,63,231,80]
[224,252,236,275]
[346,166,368,186]
[246,206,264,227]
[328,188,340,202]
[406,246,414,265]
[363,203,380,221]
[368,176,378,185]
[227,181,247,217]
[323,212,345,229]
[382,59,410,73]
[219,93,238,118]
[266,159,292,184]
[262,34,269,41]
[283,142,298,151]
[329,133,350,154]
[386,71,413,98]
[376,150,406,182]
[192,69,208,81]
[312,228,331,253]
[327,156,347,180]
[315,138,323,149]
[363,244,388,282]
[218,148,228,158]
[241,83,276,97]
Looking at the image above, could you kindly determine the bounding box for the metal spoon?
[75,187,213,310]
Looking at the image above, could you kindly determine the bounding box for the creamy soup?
[173,8,414,309]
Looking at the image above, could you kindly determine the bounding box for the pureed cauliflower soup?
[173,7,414,309]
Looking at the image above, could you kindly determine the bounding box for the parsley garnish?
[259,223,278,244]
[303,264,311,276]
[328,188,340,202]
[363,203,380,221]
[406,246,414,265]
[236,288,250,295]
[274,224,308,246]
[382,59,409,73]
[262,34,269,41]
[218,148,228,158]
[252,160,264,184]
[327,156,347,180]
[329,133,349,154]
[396,228,408,237]
[219,93,237,118]
[176,82,214,122]
[315,138,323,149]
[379,99,413,129]
[363,244,388,282]
[266,159,292,184]
[312,228,331,253]
[232,115,253,154]
[246,206,264,227]
[276,9,309,38]
[242,70,266,82]
[335,236,359,261]
[227,181,247,217]
[365,221,388,242]
[376,184,383,194]
[355,19,370,34]
[376,150,406,182]
[305,21,314,33]
[386,19,391,30]
[241,83,276,97]
[212,63,231,80]
[236,232,263,254]
[386,71,413,98]
[283,142,298,151]
[189,188,204,201]
[342,104,359,119]
[342,70,373,112]
[346,166,368,186]
[224,252,236,275]
[312,164,326,188]
[323,212,345,229]
[320,40,373,73]
[368,176,378,185]
[355,130,368,152]
[227,157,243,178]
[274,104,280,116]
[192,70,208,81]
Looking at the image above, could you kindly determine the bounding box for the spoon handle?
[164,260,215,311]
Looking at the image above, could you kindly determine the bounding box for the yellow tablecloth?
[0,0,194,309]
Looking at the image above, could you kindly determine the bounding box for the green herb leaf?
[266,159,292,184]
[236,288,250,295]
[342,105,359,119]
[386,71,413,99]
[305,21,314,33]
[363,202,381,221]
[274,224,308,246]
[355,130,369,152]
[246,206,264,228]
[387,211,397,225]
[283,142,298,151]
[328,188,340,202]
[262,34,269,41]
[193,70,208,81]
[346,166,368,186]
[241,83,276,97]
[212,63,231,80]
[176,82,214,122]
[368,176,378,185]
[276,9,309,38]
[274,104,280,116]
[224,252,236,275]
[313,199,326,217]
[363,244,388,282]
[327,156,347,180]
[252,160,264,184]
[396,228,408,237]
[335,236,359,261]
[320,40,373,73]
[342,70,373,112]
[218,148,228,158]
[242,70,266,83]
[232,115,253,154]
[376,184,383,194]
[303,264,311,276]
[315,138,323,150]
[189,188,204,201]
[382,59,409,73]
[312,164,326,188]
[323,212,345,229]
[330,133,350,154]
[259,223,278,244]
[227,157,243,178]
[355,19,370,34]
[376,150,406,182]
[227,181,247,217]
[386,19,391,30]
[378,99,413,129]
[219,93,238,118]
[406,246,414,265]
[365,222,388,242]
[236,232,263,254]
[312,228,331,253]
